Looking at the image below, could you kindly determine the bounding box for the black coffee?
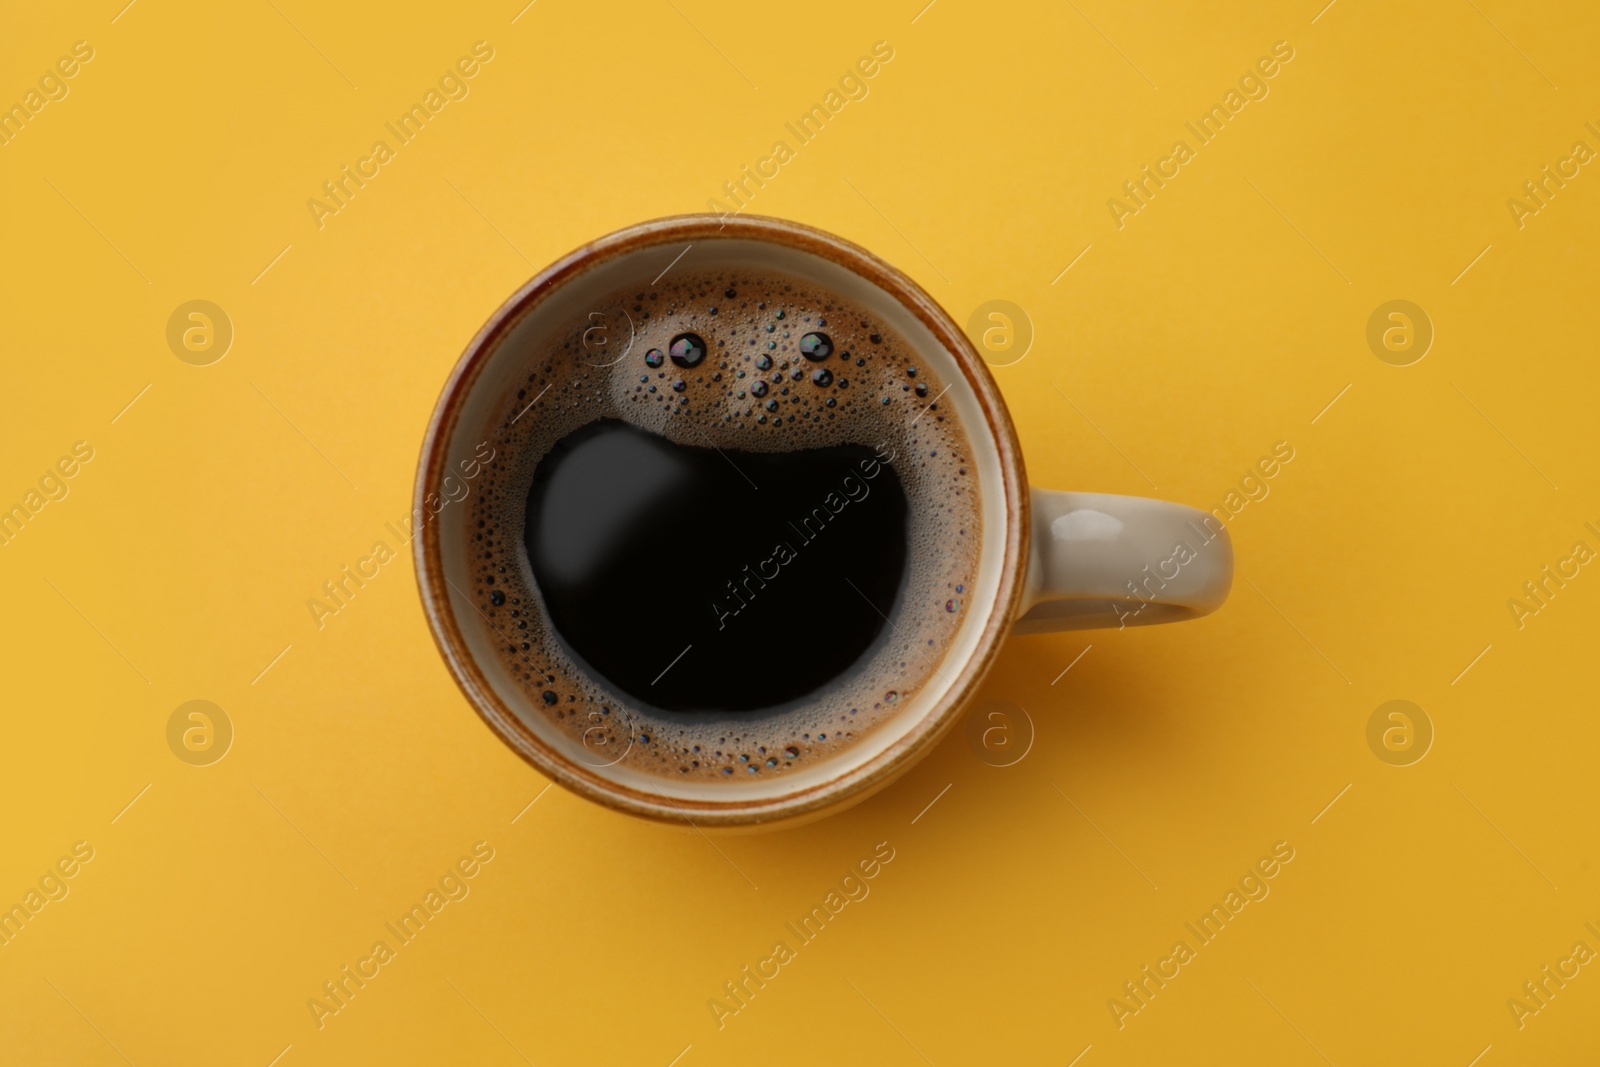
[466,264,981,782]
[524,419,907,712]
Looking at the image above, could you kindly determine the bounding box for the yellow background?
[2,0,1597,1063]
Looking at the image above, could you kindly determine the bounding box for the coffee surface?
[466,263,981,783]
[525,420,907,712]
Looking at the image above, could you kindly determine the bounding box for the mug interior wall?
[434,234,1010,803]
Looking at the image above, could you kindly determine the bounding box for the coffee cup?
[415,215,1231,828]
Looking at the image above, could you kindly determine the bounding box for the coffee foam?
[466,266,981,783]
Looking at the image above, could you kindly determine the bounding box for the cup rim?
[414,213,1030,827]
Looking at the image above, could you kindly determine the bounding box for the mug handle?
[1012,489,1233,633]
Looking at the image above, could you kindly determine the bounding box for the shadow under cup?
[415,216,1027,828]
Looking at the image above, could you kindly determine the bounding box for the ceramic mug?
[415,215,1232,828]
